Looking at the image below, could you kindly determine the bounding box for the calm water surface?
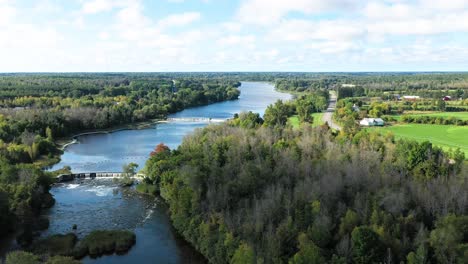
[41,82,291,263]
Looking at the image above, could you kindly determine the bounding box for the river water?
[31,82,291,263]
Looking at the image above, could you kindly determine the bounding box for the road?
[322,90,341,130]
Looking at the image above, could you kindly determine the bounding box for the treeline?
[275,79,336,92]
[400,115,468,126]
[0,74,240,140]
[273,72,468,96]
[143,114,467,263]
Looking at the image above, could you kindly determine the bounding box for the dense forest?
[273,73,468,102]
[1,72,468,263]
[0,73,240,250]
[142,76,467,264]
[144,118,467,263]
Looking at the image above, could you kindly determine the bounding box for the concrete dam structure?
[56,172,144,183]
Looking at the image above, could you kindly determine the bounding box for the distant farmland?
[374,124,468,157]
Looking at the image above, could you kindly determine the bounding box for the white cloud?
[267,19,364,42]
[218,34,255,47]
[1,0,468,71]
[82,0,116,14]
[221,22,242,32]
[0,1,16,26]
[157,12,201,28]
[418,0,468,10]
[237,0,356,25]
[363,1,468,36]
[307,41,358,55]
[81,0,135,14]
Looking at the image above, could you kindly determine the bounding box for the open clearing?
[373,124,468,157]
[289,113,324,128]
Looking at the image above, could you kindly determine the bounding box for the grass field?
[392,112,468,121]
[372,124,468,157]
[289,113,324,128]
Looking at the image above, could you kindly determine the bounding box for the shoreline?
[56,119,168,151]
[37,82,289,262]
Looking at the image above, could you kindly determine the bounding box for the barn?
[360,118,385,126]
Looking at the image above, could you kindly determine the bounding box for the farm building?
[360,118,385,126]
[402,95,420,101]
[443,96,451,101]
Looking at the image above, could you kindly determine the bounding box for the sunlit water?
[50,82,291,173]
[2,82,291,263]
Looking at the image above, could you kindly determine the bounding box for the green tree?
[430,215,468,263]
[351,226,385,264]
[120,162,138,186]
[123,162,139,176]
[46,127,53,141]
[231,242,255,264]
[289,233,325,264]
[263,100,290,127]
[296,100,313,123]
[339,210,360,236]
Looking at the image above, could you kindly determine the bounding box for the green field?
[392,112,468,121]
[288,113,324,128]
[372,124,468,157]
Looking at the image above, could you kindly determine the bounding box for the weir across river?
[56,172,145,183]
[166,117,226,123]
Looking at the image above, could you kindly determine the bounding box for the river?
[9,82,291,263]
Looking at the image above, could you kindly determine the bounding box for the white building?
[341,84,356,88]
[360,118,384,126]
[402,95,420,101]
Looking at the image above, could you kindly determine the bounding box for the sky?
[1,0,468,72]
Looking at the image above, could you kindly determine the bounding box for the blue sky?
[1,0,468,72]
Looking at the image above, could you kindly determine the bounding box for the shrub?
[74,230,136,258]
[45,256,81,264]
[32,233,77,256]
[6,251,40,264]
[136,182,158,195]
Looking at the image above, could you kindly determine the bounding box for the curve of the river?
[44,82,291,264]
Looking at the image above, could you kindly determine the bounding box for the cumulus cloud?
[1,0,468,71]
[237,0,356,25]
[0,0,16,26]
[156,12,201,28]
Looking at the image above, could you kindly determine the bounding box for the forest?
[0,73,240,251]
[142,76,467,264]
[1,72,468,263]
[144,117,467,264]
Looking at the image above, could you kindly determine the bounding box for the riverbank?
[38,82,292,263]
[56,119,168,151]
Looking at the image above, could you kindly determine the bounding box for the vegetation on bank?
[6,229,136,263]
[142,119,466,263]
[74,230,136,258]
[31,233,77,257]
[0,73,240,251]
[2,72,468,262]
[136,77,468,263]
[5,251,80,264]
